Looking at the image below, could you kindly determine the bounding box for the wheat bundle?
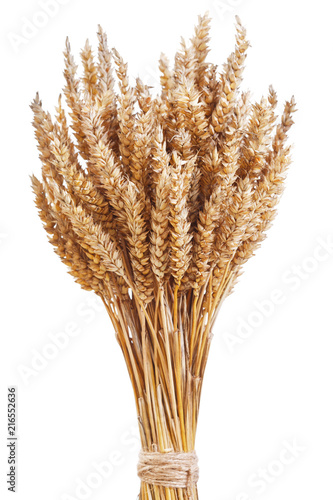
[31,13,295,499]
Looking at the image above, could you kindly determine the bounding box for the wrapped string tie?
[137,450,199,489]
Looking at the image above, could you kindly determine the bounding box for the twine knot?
[137,450,199,489]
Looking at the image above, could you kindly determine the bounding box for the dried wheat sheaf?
[31,13,295,500]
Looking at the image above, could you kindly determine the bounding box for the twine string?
[137,450,199,489]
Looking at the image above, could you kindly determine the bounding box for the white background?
[1,0,332,499]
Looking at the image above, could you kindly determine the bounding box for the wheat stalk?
[31,13,295,500]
